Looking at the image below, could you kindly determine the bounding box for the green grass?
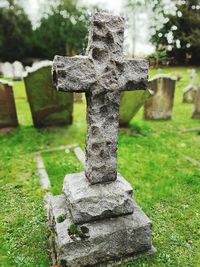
[0,67,200,266]
[42,150,83,195]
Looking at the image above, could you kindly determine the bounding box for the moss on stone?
[24,66,73,127]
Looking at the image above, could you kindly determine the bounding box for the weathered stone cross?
[53,12,148,185]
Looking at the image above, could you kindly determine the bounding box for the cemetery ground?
[0,67,200,267]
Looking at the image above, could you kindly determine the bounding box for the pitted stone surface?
[49,195,153,267]
[144,74,176,120]
[53,13,148,184]
[62,172,135,224]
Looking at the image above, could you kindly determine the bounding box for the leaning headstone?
[0,79,18,128]
[32,60,52,70]
[12,61,24,81]
[144,74,176,120]
[49,13,154,266]
[119,89,152,127]
[1,62,13,78]
[192,81,200,119]
[182,69,196,103]
[24,62,73,127]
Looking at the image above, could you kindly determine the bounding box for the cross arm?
[52,55,96,93]
[119,58,149,91]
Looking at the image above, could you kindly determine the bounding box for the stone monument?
[24,62,73,127]
[1,62,13,78]
[49,13,154,266]
[119,89,152,127]
[192,80,200,119]
[12,61,24,81]
[73,92,83,103]
[144,74,176,120]
[182,69,196,104]
[0,79,18,128]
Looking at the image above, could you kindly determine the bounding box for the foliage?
[1,67,200,266]
[32,0,88,59]
[0,0,32,61]
[150,0,200,65]
[56,213,66,223]
[68,224,89,239]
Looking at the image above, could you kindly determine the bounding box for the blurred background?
[0,1,200,267]
[0,0,200,66]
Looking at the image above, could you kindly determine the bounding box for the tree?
[150,0,200,65]
[124,0,149,56]
[0,0,32,61]
[32,0,88,59]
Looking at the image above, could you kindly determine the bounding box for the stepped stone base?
[48,194,154,267]
[63,172,135,224]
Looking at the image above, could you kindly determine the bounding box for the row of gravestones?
[0,63,200,129]
[0,61,24,81]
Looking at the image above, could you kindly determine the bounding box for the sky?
[21,0,155,55]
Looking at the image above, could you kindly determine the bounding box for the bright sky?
[22,0,155,55]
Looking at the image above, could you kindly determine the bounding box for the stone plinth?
[49,194,153,267]
[144,74,176,120]
[63,172,135,224]
[0,79,18,128]
[24,64,73,127]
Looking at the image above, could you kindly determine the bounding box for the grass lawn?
[0,67,200,267]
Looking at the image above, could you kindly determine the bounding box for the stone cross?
[53,12,148,184]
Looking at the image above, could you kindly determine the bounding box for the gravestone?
[183,69,196,103]
[73,93,83,103]
[119,89,152,127]
[0,63,3,75]
[24,63,73,127]
[1,62,13,78]
[0,79,18,128]
[49,13,154,266]
[13,61,24,81]
[144,74,176,120]
[32,60,52,70]
[192,81,200,119]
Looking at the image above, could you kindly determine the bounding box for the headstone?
[144,74,176,120]
[0,79,18,128]
[73,92,83,103]
[1,62,13,78]
[24,62,73,127]
[119,89,152,127]
[49,13,154,266]
[192,80,200,119]
[0,63,3,75]
[12,61,24,81]
[32,60,52,70]
[182,69,196,103]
